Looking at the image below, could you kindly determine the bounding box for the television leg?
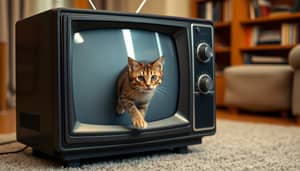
[173,146,188,154]
[63,160,81,168]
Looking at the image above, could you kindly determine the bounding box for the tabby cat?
[116,56,165,128]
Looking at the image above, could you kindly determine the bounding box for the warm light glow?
[74,32,84,44]
[122,29,135,59]
[155,32,163,56]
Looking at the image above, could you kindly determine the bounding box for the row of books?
[245,23,299,47]
[215,54,288,72]
[215,54,287,72]
[243,54,288,65]
[197,0,231,22]
[281,23,299,45]
[249,0,300,19]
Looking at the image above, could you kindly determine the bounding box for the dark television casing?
[16,8,215,164]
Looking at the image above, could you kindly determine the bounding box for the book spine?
[251,26,258,46]
[253,0,261,18]
[281,23,286,45]
[243,54,252,64]
[245,55,288,64]
[206,2,213,20]
[197,3,206,18]
[245,27,252,47]
[249,1,255,19]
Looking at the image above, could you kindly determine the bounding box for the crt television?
[16,8,215,165]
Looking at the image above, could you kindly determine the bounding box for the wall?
[119,0,190,17]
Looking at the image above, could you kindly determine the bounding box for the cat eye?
[137,76,145,82]
[151,75,158,81]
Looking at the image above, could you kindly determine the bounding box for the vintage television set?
[16,8,215,165]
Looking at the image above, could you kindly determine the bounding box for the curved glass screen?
[71,29,179,126]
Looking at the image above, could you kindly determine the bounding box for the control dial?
[196,43,213,62]
[197,74,213,94]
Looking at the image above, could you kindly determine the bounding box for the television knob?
[197,74,213,94]
[196,43,213,62]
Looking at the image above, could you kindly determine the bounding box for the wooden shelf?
[215,47,231,53]
[214,22,231,29]
[241,12,300,25]
[240,45,294,52]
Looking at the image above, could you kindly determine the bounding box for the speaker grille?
[20,112,40,131]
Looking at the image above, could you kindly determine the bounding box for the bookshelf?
[240,44,294,52]
[191,0,300,106]
[241,12,300,25]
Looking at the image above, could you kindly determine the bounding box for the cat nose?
[146,86,153,90]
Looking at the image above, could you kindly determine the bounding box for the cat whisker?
[158,86,168,91]
[158,88,167,93]
[156,87,167,95]
[155,90,165,96]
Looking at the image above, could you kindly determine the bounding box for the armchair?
[289,44,300,122]
[224,44,300,123]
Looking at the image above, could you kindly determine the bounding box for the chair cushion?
[224,65,293,111]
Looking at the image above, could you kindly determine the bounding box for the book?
[249,0,272,18]
[253,0,261,18]
[256,28,281,45]
[292,0,300,12]
[259,0,271,17]
[281,23,299,45]
[197,3,206,19]
[205,2,213,20]
[244,26,259,47]
[223,0,232,21]
[249,1,255,19]
[244,54,288,64]
[213,1,223,22]
[245,23,298,46]
[197,0,232,22]
[251,56,287,64]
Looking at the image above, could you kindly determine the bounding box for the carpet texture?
[0,120,299,171]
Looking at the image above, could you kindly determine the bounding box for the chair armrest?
[289,44,300,70]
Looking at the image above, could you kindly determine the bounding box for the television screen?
[71,29,180,131]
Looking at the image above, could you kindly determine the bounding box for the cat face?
[128,56,164,91]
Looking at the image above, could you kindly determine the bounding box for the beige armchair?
[224,44,300,122]
[289,44,300,122]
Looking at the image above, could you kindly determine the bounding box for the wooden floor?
[0,108,299,133]
[217,108,300,126]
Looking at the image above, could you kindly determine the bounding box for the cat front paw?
[132,117,148,129]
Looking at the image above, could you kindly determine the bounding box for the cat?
[116,56,164,129]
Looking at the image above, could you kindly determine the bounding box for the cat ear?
[128,57,141,72]
[154,56,165,65]
[152,56,164,70]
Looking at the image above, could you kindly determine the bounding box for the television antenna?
[88,0,97,10]
[88,0,148,13]
[136,0,148,13]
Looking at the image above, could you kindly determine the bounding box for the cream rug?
[0,120,299,171]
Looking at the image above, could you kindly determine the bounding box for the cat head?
[128,56,164,91]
